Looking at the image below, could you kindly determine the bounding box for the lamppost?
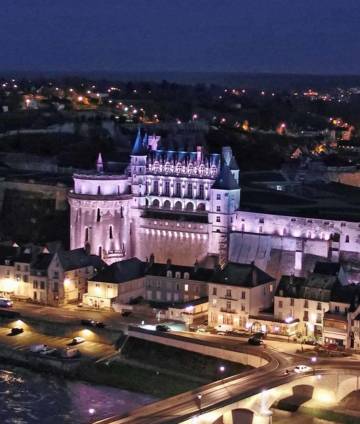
[197,393,202,411]
[219,365,226,384]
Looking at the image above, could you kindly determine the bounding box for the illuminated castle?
[69,130,360,272]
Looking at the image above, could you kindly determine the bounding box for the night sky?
[1,0,360,74]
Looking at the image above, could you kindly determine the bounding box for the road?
[10,301,153,331]
[94,330,360,424]
[94,331,295,424]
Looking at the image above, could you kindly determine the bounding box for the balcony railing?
[220,308,237,314]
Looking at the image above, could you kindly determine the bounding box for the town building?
[83,257,209,314]
[0,246,103,306]
[208,262,275,330]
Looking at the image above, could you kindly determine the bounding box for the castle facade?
[69,131,360,272]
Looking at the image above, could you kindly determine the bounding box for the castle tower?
[208,159,241,266]
[68,155,132,264]
[130,128,148,208]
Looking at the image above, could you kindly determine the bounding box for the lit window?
[184,284,189,292]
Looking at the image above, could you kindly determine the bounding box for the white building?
[208,262,275,330]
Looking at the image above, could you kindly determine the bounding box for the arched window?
[96,208,101,222]
[163,200,171,209]
[152,199,160,208]
[345,235,350,243]
[98,246,102,258]
[185,202,194,211]
[85,227,89,242]
[109,225,113,239]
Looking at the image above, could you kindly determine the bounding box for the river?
[0,366,155,424]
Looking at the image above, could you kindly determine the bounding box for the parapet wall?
[128,326,270,368]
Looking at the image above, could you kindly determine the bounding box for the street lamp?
[197,393,202,411]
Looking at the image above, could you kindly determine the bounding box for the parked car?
[248,336,263,346]
[70,336,85,345]
[155,324,170,332]
[252,332,266,340]
[9,327,23,336]
[294,365,312,373]
[0,298,13,308]
[30,344,47,353]
[81,319,105,328]
[39,347,57,356]
[61,347,80,359]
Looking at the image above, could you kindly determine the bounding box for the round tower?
[68,154,132,264]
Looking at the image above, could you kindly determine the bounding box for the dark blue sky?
[1,0,359,74]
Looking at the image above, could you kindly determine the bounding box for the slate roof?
[131,128,148,155]
[276,276,306,298]
[330,283,360,310]
[212,162,239,190]
[211,262,274,287]
[0,246,32,265]
[0,246,19,265]
[57,248,105,272]
[90,258,147,284]
[31,253,54,271]
[313,262,341,276]
[276,274,336,302]
[228,156,240,171]
[146,262,213,282]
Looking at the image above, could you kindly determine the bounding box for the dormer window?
[166,270,172,278]
[175,272,181,279]
[184,272,189,279]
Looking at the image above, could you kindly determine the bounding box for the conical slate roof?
[131,128,148,155]
[212,161,239,190]
[229,155,239,171]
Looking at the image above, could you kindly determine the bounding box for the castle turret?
[130,128,148,204]
[209,160,241,265]
[96,152,104,173]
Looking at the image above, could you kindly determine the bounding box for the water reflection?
[0,367,155,424]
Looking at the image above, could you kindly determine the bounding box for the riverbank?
[0,334,252,398]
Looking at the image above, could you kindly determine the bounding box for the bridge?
[95,328,360,424]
